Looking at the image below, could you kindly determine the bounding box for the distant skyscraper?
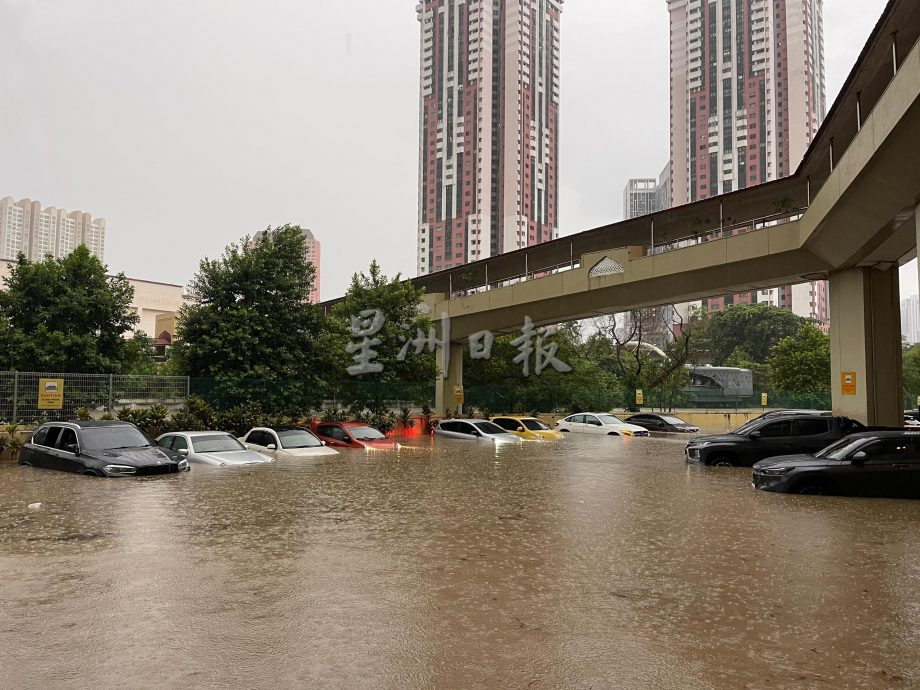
[623,163,672,219]
[252,228,321,303]
[902,295,920,346]
[416,0,563,277]
[666,0,827,322]
[0,197,106,262]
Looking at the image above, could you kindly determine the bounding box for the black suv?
[752,431,920,498]
[685,414,866,467]
[20,421,189,477]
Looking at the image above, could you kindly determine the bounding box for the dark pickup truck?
[685,414,869,467]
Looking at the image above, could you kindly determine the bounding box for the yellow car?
[490,416,565,441]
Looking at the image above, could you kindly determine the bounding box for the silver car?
[156,431,272,466]
[434,419,522,444]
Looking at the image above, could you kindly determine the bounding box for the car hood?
[195,449,272,465]
[276,446,339,458]
[489,433,523,444]
[355,439,400,450]
[525,430,564,440]
[689,434,746,445]
[753,454,829,469]
[83,446,180,467]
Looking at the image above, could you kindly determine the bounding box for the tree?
[692,304,805,365]
[903,344,920,397]
[588,308,695,412]
[767,325,831,393]
[0,247,146,373]
[330,261,439,385]
[172,225,328,412]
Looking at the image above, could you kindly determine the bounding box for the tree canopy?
[767,324,831,393]
[0,246,146,373]
[692,303,805,365]
[172,225,329,410]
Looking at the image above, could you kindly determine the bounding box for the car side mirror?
[65,443,79,455]
[851,451,867,463]
[266,443,277,451]
[472,431,481,437]
[749,431,762,439]
[516,426,525,432]
[321,441,327,446]
[178,448,189,455]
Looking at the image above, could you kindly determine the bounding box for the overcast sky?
[2,0,911,300]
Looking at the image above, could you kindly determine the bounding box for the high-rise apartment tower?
[416,0,563,277]
[0,197,106,262]
[666,0,827,322]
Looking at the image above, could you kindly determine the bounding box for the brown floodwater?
[1,434,919,689]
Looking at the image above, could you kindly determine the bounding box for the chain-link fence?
[0,372,189,424]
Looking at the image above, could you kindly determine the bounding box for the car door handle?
[891,464,909,469]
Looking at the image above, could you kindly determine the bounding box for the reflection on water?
[1,434,918,688]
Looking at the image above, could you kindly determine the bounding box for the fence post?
[185,376,190,407]
[12,371,18,423]
[108,374,114,412]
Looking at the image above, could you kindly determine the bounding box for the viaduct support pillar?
[435,343,464,416]
[828,267,902,426]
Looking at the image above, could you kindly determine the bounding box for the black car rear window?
[80,426,151,451]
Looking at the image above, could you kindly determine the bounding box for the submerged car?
[686,414,866,467]
[752,431,920,498]
[433,419,522,444]
[156,431,272,466]
[312,421,400,450]
[239,426,338,459]
[490,416,564,440]
[20,421,188,477]
[554,413,649,437]
[625,413,700,434]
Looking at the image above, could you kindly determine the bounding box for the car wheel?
[19,460,31,467]
[607,431,620,436]
[794,480,832,495]
[709,455,736,467]
[559,429,570,433]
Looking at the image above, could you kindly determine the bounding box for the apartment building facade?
[0,197,106,262]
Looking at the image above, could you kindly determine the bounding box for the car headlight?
[690,441,712,448]
[621,430,634,437]
[758,466,791,476]
[103,464,137,475]
[177,459,189,470]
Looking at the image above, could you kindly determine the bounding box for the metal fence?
[0,372,189,424]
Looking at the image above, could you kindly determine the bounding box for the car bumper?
[751,472,786,492]
[685,448,703,464]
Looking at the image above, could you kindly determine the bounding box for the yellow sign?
[761,393,768,407]
[841,371,857,396]
[38,378,64,410]
[916,395,920,408]
[635,389,644,406]
[452,385,464,405]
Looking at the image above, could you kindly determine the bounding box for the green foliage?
[398,407,416,430]
[767,325,831,393]
[330,261,439,389]
[74,407,92,421]
[0,247,148,373]
[172,225,328,413]
[903,344,920,396]
[5,424,23,462]
[692,304,805,365]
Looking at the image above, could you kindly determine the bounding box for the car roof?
[842,430,920,440]
[169,430,234,437]
[492,415,538,420]
[442,418,499,425]
[253,426,309,432]
[46,420,135,429]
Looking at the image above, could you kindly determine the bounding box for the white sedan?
[554,413,650,437]
[240,426,339,459]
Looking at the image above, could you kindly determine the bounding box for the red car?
[312,421,400,450]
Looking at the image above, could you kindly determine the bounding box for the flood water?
[1,434,919,689]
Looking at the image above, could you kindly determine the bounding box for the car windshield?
[80,426,151,450]
[660,416,686,425]
[522,419,550,431]
[474,422,507,435]
[815,437,868,460]
[192,434,246,453]
[597,415,624,425]
[278,429,322,449]
[348,426,385,440]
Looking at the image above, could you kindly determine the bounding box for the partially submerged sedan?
[433,419,522,444]
[239,426,338,459]
[554,413,649,437]
[20,421,188,477]
[490,416,564,441]
[156,431,272,466]
[312,422,400,450]
[625,413,700,434]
